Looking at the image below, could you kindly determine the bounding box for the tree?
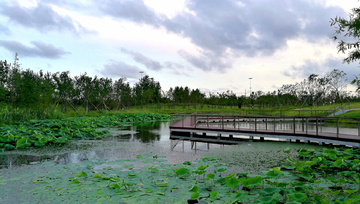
[53,71,76,113]
[331,6,360,64]
[0,60,10,102]
[326,69,347,102]
[113,77,131,109]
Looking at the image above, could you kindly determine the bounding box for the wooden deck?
[170,116,360,147]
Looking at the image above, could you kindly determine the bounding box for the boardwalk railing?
[182,109,341,117]
[170,113,360,144]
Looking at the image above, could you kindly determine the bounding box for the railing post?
[306,118,308,134]
[302,118,304,132]
[265,117,268,130]
[337,118,339,138]
[222,116,224,130]
[233,116,236,129]
[274,118,276,132]
[293,117,295,134]
[207,115,209,128]
[182,115,184,127]
[195,115,197,128]
[255,117,257,132]
[316,117,318,136]
[358,120,360,136]
[238,116,240,130]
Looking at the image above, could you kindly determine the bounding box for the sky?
[0,0,359,96]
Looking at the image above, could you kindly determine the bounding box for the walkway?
[169,114,360,147]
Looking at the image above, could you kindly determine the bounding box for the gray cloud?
[283,57,359,80]
[178,49,232,72]
[0,24,11,35]
[99,0,163,26]
[97,0,345,72]
[121,48,163,71]
[98,60,142,79]
[0,2,94,35]
[167,0,345,67]
[0,40,70,59]
[163,61,184,70]
[120,48,192,75]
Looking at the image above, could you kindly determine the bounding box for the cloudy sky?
[0,0,359,95]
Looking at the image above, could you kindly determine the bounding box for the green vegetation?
[1,148,358,203]
[1,55,359,126]
[0,113,170,151]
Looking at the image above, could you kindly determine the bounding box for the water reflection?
[0,121,201,168]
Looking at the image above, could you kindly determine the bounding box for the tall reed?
[0,107,64,125]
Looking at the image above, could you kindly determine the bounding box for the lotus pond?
[0,113,359,203]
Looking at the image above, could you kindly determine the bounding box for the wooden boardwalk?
[170,115,360,147]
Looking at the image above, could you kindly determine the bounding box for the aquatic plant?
[0,113,170,151]
[1,147,359,203]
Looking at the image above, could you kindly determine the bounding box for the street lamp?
[139,71,144,79]
[249,78,252,97]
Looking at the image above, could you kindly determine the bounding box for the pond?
[0,120,339,170]
[0,120,344,203]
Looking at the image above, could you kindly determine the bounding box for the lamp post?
[139,71,144,79]
[249,78,252,97]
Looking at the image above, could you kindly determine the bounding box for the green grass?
[1,101,360,125]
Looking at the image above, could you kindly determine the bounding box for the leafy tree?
[113,77,131,109]
[75,73,95,113]
[38,70,56,111]
[0,60,10,102]
[331,6,360,64]
[133,75,161,107]
[326,69,347,102]
[53,71,75,112]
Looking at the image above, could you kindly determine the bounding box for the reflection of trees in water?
[133,122,161,143]
[0,154,54,168]
[134,130,160,143]
[133,122,161,130]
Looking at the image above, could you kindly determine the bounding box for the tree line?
[0,54,358,113]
